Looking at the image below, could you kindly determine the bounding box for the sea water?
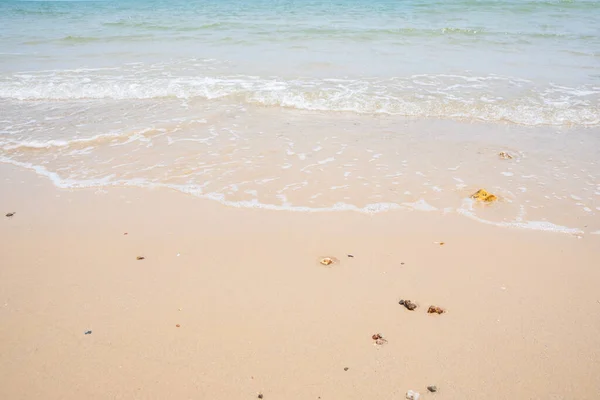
[1,0,599,233]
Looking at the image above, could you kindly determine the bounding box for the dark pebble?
[399,299,417,311]
[427,386,437,393]
[344,367,349,371]
[257,394,263,399]
[347,254,354,258]
[84,330,92,335]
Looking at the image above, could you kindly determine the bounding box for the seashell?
[319,257,337,266]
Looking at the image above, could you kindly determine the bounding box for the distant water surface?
[1,0,599,124]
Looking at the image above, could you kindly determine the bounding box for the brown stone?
[399,299,417,311]
[427,306,445,314]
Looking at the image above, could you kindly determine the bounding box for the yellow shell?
[470,189,497,203]
[319,257,336,266]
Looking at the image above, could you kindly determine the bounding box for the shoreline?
[1,164,599,399]
[2,103,599,236]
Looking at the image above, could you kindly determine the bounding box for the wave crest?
[1,65,598,126]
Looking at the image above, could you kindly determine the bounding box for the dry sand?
[1,164,599,400]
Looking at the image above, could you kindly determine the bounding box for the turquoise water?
[1,0,600,234]
[1,0,599,124]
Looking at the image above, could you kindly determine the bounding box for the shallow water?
[1,0,599,233]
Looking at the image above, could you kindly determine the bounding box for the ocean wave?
[0,156,586,236]
[0,67,598,126]
[23,34,157,45]
[102,19,223,31]
[456,199,583,235]
[0,128,159,151]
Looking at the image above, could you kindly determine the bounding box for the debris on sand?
[406,390,420,400]
[347,254,354,258]
[499,151,513,160]
[5,212,15,218]
[319,257,337,266]
[427,306,445,314]
[176,324,181,328]
[344,367,349,371]
[399,299,417,311]
[427,385,438,393]
[372,333,387,345]
[257,393,263,399]
[433,241,445,246]
[470,189,497,203]
[136,256,145,260]
[84,330,92,335]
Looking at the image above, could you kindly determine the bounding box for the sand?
[1,163,600,400]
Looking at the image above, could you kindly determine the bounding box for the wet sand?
[1,164,599,400]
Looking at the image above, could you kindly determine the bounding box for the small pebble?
[136,256,145,260]
[84,330,92,335]
[406,390,420,400]
[372,333,387,345]
[427,386,437,393]
[5,212,15,218]
[399,299,417,311]
[344,367,349,371]
[258,393,263,399]
[176,324,181,328]
[347,254,354,258]
[427,305,445,314]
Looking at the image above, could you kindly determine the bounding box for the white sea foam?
[0,156,590,236]
[1,66,598,126]
[1,131,126,150]
[457,198,583,235]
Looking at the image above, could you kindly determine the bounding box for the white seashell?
[406,390,420,400]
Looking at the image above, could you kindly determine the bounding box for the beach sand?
[1,163,599,400]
